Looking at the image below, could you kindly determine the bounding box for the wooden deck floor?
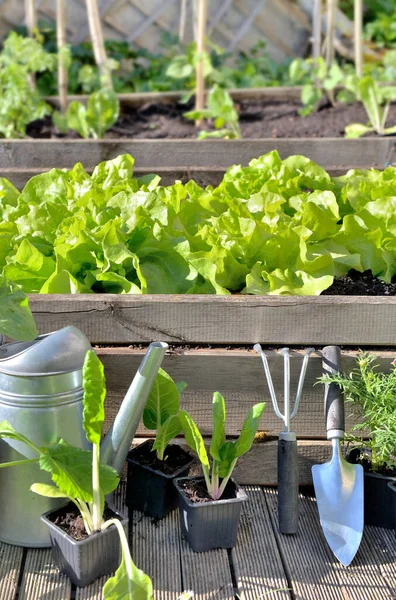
[1,487,395,600]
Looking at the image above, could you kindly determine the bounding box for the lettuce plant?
[344,76,396,137]
[143,368,187,461]
[0,276,37,340]
[179,393,265,500]
[53,88,119,139]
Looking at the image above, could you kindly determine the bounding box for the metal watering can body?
[0,326,168,548]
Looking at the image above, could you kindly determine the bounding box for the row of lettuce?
[0,151,395,296]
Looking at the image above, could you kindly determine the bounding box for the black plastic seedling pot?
[41,505,128,587]
[174,475,247,552]
[126,440,195,520]
[388,482,396,533]
[364,472,396,529]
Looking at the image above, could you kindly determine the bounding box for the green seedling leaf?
[345,123,375,138]
[0,277,37,340]
[143,368,185,431]
[82,350,106,445]
[179,410,209,470]
[152,414,182,461]
[30,483,69,498]
[86,88,119,139]
[234,402,266,457]
[210,392,226,460]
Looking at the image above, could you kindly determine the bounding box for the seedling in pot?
[179,392,265,500]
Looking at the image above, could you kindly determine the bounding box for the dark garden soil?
[179,477,237,504]
[347,447,396,478]
[131,439,193,475]
[27,99,396,139]
[50,503,121,541]
[323,270,396,296]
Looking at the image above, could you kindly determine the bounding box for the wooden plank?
[232,487,291,599]
[29,295,396,347]
[0,138,393,171]
[76,577,107,600]
[180,539,234,600]
[131,509,183,599]
[264,488,395,599]
[364,527,396,596]
[18,548,72,600]
[0,543,24,600]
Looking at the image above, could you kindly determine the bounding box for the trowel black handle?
[278,436,299,534]
[322,345,345,436]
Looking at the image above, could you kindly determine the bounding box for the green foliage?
[0,32,56,138]
[83,350,106,446]
[179,393,265,499]
[184,85,241,139]
[143,368,187,461]
[365,10,396,47]
[318,353,396,472]
[4,151,396,296]
[0,276,37,340]
[344,76,396,137]
[53,88,119,139]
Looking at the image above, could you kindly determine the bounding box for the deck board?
[0,542,24,600]
[232,487,290,599]
[18,548,72,600]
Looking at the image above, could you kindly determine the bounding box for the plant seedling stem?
[195,0,207,126]
[57,0,68,115]
[354,0,363,77]
[86,0,113,89]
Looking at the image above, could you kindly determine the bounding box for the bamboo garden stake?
[354,0,363,77]
[57,0,68,115]
[24,0,37,88]
[312,0,322,61]
[86,0,113,89]
[326,0,338,69]
[195,0,208,125]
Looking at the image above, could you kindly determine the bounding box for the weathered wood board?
[0,138,393,174]
[30,294,396,347]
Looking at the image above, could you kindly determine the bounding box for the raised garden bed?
[28,294,396,486]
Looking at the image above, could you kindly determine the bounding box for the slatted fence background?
[0,0,310,61]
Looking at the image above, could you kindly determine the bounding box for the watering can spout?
[100,341,168,474]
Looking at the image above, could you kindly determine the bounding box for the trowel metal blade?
[312,457,364,567]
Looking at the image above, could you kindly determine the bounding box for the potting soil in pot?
[178,477,237,503]
[49,503,121,541]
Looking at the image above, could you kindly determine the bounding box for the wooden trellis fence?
[0,0,310,61]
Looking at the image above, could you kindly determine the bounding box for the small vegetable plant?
[344,76,396,137]
[143,368,187,461]
[0,276,37,340]
[179,393,265,500]
[319,352,396,473]
[53,88,119,138]
[0,350,152,598]
[184,85,241,139]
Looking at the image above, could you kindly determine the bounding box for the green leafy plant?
[53,88,119,138]
[184,85,241,139]
[318,352,396,473]
[0,276,38,340]
[344,75,396,137]
[289,57,346,116]
[364,10,396,48]
[143,368,187,461]
[0,32,56,137]
[179,393,265,499]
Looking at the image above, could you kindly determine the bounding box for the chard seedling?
[184,85,241,139]
[143,368,187,461]
[289,57,345,116]
[344,76,396,137]
[179,393,265,500]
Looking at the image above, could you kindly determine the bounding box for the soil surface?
[179,477,237,504]
[26,99,396,139]
[323,270,396,296]
[129,439,193,475]
[347,447,396,477]
[50,503,121,541]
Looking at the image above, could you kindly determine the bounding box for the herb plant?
[319,352,396,473]
[143,368,187,461]
[344,76,396,137]
[179,393,265,500]
[53,88,119,138]
[184,85,241,139]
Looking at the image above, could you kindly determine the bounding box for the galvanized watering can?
[0,326,167,547]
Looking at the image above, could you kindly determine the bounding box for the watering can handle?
[322,346,344,439]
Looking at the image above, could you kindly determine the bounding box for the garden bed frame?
[29,294,396,487]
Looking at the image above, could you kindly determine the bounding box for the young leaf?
[179,410,209,470]
[30,483,69,499]
[86,88,119,139]
[210,392,226,460]
[152,414,182,461]
[82,350,106,446]
[345,124,375,139]
[234,403,266,458]
[143,368,185,431]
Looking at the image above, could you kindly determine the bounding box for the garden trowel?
[312,346,364,567]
